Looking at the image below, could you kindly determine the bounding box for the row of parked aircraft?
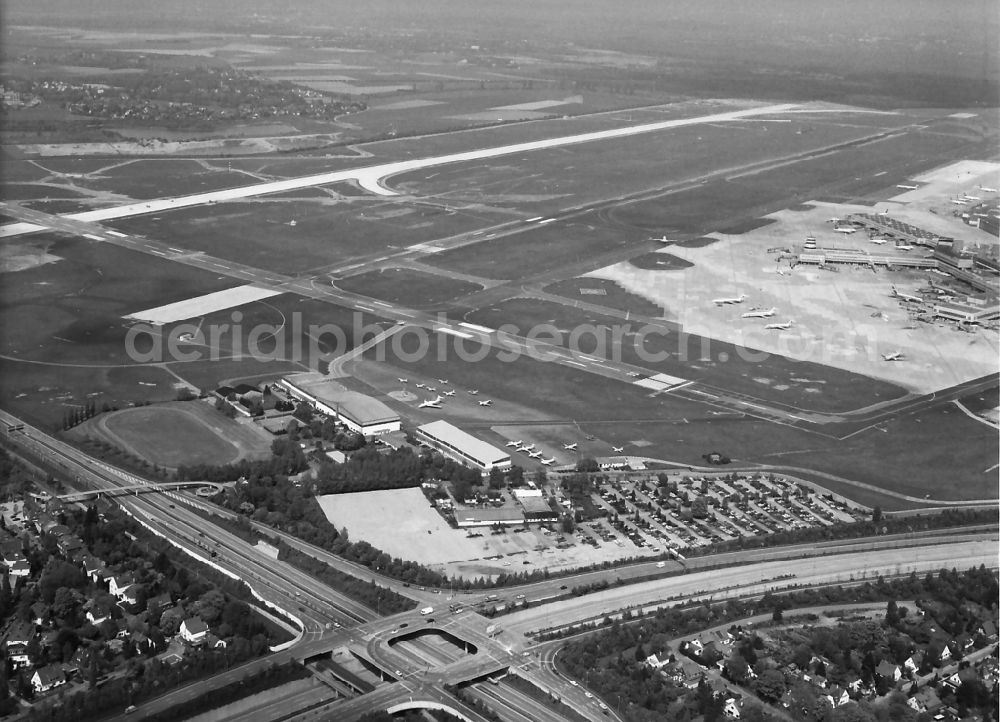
[503,440,557,465]
[399,378,493,408]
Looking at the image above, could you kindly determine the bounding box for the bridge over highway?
[57,480,228,502]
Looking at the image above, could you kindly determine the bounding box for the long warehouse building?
[416,420,511,473]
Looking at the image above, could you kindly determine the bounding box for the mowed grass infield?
[100,405,241,468]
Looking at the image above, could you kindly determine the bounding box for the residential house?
[980,620,998,641]
[80,554,105,582]
[723,697,741,718]
[86,601,113,625]
[1,539,25,565]
[31,664,65,694]
[5,620,34,668]
[108,573,135,600]
[645,653,667,670]
[941,672,963,692]
[907,687,942,714]
[119,584,143,606]
[179,617,208,645]
[47,524,70,538]
[9,559,30,577]
[57,534,84,556]
[205,634,227,649]
[115,619,131,640]
[904,651,925,676]
[31,601,49,626]
[146,592,172,613]
[5,620,34,647]
[824,686,850,708]
[875,660,901,683]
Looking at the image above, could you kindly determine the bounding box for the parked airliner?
[882,351,905,361]
[833,226,856,234]
[540,457,556,466]
[505,440,522,447]
[562,443,578,450]
[742,307,776,318]
[712,294,746,306]
[478,399,493,406]
[612,446,625,453]
[419,396,444,409]
[765,320,793,330]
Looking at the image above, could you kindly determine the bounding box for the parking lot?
[558,472,866,555]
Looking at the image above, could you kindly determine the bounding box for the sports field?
[100,405,243,468]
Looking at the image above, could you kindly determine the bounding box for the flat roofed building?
[454,507,524,528]
[279,373,400,436]
[416,420,511,473]
[518,495,558,522]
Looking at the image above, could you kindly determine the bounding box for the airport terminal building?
[416,420,511,473]
[278,373,400,436]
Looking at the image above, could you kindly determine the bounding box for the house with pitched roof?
[179,617,208,645]
[31,664,65,694]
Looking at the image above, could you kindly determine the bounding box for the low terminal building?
[415,420,511,473]
[278,373,400,436]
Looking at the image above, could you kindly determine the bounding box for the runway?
[0,103,800,238]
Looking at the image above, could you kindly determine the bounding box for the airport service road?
[0,103,801,238]
[501,538,999,640]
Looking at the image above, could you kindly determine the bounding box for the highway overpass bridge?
[58,480,227,502]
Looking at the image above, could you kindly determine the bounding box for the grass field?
[463,297,906,413]
[101,405,242,467]
[0,235,236,365]
[0,358,179,429]
[156,294,394,367]
[335,268,483,308]
[429,218,639,281]
[541,277,666,317]
[107,198,512,275]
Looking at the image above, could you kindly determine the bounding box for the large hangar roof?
[418,420,508,464]
[283,373,398,426]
